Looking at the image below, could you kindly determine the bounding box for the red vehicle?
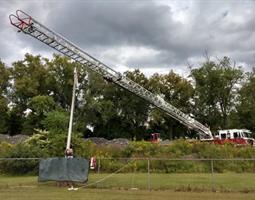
[214,129,254,146]
[150,133,161,143]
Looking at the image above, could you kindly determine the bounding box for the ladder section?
[9,10,212,139]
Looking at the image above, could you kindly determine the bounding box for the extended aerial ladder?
[9,10,213,140]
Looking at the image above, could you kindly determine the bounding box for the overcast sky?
[1,0,255,76]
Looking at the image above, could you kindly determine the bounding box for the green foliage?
[163,140,193,157]
[78,69,150,139]
[190,57,243,130]
[122,141,161,157]
[22,95,57,135]
[148,71,194,139]
[4,52,255,174]
[24,129,94,158]
[11,54,49,110]
[7,108,24,136]
[0,53,254,141]
[0,142,13,157]
[42,110,69,134]
[0,60,10,95]
[236,74,255,131]
[45,131,90,158]
[0,143,47,175]
[29,95,56,115]
[45,54,83,109]
[1,139,255,174]
[0,61,10,134]
[24,129,50,149]
[0,97,9,134]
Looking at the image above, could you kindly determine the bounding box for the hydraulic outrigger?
[9,10,213,140]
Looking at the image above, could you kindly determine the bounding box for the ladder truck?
[9,10,213,140]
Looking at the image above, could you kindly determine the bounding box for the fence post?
[97,158,101,174]
[147,158,151,191]
[210,159,215,192]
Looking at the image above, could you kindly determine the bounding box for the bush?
[2,136,255,174]
[122,141,161,157]
[0,142,13,157]
[162,140,193,157]
[42,111,69,133]
[0,143,48,175]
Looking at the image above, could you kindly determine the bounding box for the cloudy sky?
[1,0,255,76]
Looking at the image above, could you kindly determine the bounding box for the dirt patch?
[84,137,129,147]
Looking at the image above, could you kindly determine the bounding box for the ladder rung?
[37,34,46,39]
[42,37,50,42]
[80,59,86,63]
[77,57,83,61]
[51,43,59,48]
[58,47,66,51]
[35,33,43,38]
[47,40,55,45]
[67,52,75,56]
[72,57,80,61]
[72,55,79,59]
[62,49,70,53]
[39,36,47,41]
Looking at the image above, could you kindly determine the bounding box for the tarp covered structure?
[38,157,89,182]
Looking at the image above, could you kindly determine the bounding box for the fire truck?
[214,129,254,146]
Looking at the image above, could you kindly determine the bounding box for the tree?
[190,57,243,131]
[10,54,84,135]
[22,95,56,134]
[76,69,150,139]
[0,97,9,134]
[45,54,85,110]
[10,54,50,135]
[116,70,150,140]
[42,110,69,134]
[11,54,49,111]
[0,60,10,95]
[236,73,255,131]
[0,60,10,134]
[148,71,194,139]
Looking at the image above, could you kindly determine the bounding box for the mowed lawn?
[90,173,255,191]
[1,188,255,200]
[1,173,255,200]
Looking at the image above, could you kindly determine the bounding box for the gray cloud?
[1,0,255,75]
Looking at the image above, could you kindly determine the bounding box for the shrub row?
[1,139,255,174]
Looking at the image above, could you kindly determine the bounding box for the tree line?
[0,54,254,140]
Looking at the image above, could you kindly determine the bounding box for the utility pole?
[66,67,78,149]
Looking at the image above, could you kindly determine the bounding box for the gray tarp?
[38,157,89,182]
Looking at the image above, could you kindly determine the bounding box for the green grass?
[1,188,255,200]
[1,173,255,200]
[1,173,255,191]
[88,173,255,191]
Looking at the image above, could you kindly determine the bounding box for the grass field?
[1,173,255,200]
[90,173,255,191]
[1,188,255,200]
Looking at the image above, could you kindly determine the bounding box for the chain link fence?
[1,157,255,192]
[90,158,255,192]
